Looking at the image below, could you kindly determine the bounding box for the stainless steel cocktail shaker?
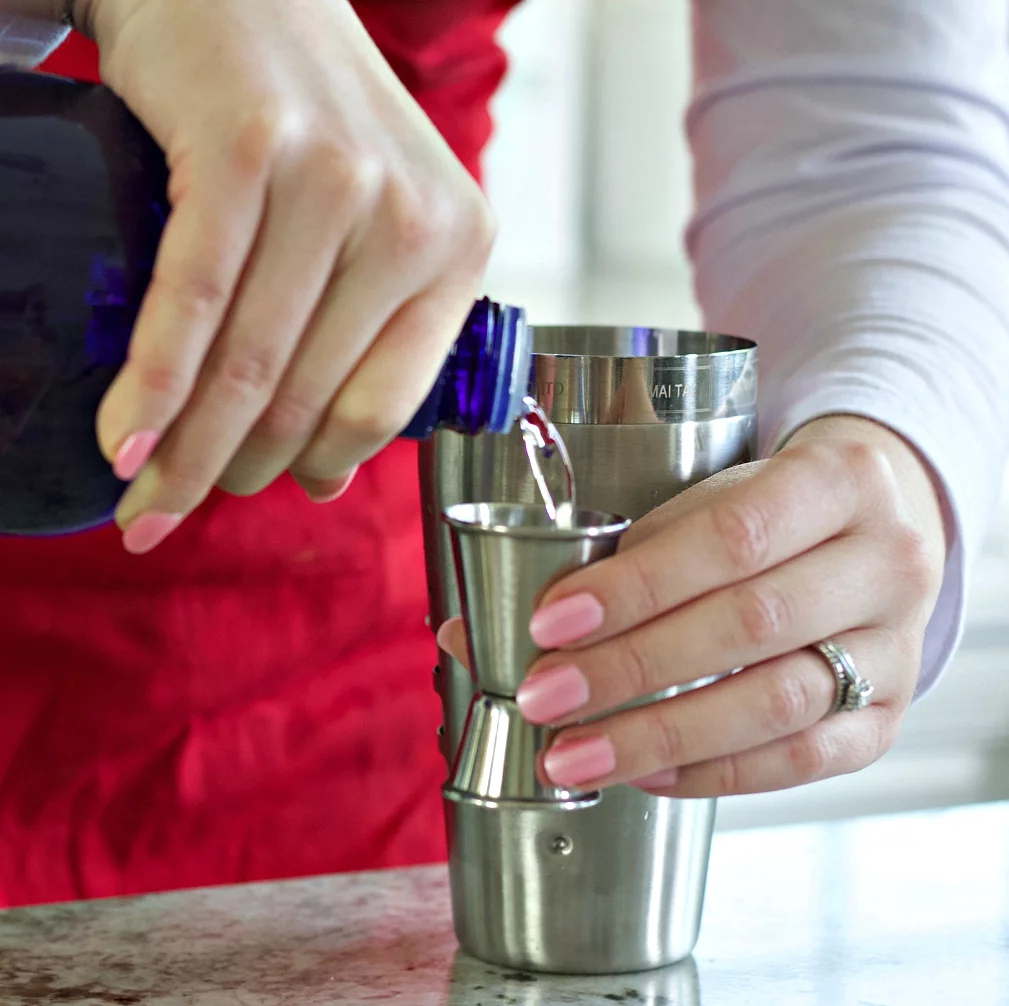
[420,326,757,974]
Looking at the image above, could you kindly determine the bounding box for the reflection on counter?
[445,953,700,1005]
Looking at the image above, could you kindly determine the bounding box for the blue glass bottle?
[0,70,531,537]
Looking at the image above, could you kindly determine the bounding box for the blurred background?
[480,0,1009,830]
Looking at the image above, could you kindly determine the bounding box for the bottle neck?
[451,298,530,436]
[399,298,530,441]
[488,302,531,435]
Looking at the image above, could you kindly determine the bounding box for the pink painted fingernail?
[543,736,616,788]
[517,664,590,724]
[436,617,464,652]
[630,768,680,792]
[113,431,159,481]
[529,593,605,649]
[122,512,183,555]
[306,469,357,505]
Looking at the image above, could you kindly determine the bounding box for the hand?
[438,416,948,797]
[79,0,494,552]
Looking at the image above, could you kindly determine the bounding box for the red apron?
[0,0,517,908]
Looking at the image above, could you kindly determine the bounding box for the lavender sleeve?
[0,15,68,66]
[688,0,1009,696]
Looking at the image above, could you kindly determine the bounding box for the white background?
[481,0,1009,830]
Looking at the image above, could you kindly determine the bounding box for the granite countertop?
[2,801,1008,1005]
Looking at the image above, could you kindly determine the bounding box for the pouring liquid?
[518,396,576,528]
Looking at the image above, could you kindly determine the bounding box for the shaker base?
[444,787,716,975]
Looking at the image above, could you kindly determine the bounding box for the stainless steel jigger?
[442,502,629,809]
[442,503,633,970]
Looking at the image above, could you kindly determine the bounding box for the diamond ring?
[813,640,874,715]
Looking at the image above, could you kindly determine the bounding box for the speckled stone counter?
[2,802,1008,1005]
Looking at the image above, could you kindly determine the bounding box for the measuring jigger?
[442,502,629,808]
[441,503,633,971]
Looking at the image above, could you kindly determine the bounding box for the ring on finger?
[812,639,874,716]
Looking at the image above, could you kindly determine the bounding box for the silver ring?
[813,640,874,715]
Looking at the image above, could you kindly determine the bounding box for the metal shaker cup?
[420,327,757,974]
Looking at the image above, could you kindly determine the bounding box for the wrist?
[782,413,950,558]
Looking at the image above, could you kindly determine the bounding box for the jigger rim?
[443,502,630,540]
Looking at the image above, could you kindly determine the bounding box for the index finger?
[531,438,890,649]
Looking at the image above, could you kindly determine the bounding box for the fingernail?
[529,593,605,649]
[113,431,159,481]
[306,470,357,504]
[543,736,616,788]
[436,617,464,652]
[122,512,182,555]
[517,664,590,724]
[630,768,680,791]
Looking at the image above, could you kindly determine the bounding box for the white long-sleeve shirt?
[4,1,1009,697]
[689,0,1009,696]
[0,13,67,66]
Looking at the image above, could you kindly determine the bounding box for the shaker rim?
[528,325,755,360]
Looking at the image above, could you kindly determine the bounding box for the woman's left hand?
[437,415,947,797]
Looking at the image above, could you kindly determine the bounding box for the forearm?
[688,0,1009,692]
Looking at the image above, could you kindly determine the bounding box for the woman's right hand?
[76,0,495,552]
